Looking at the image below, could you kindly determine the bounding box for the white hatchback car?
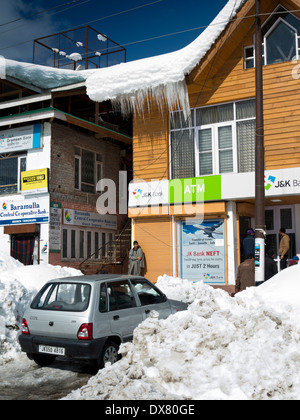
[19,274,187,368]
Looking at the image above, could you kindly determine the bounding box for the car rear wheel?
[100,341,120,368]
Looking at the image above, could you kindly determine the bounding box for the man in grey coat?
[129,241,145,276]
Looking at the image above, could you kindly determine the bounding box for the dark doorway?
[11,235,35,265]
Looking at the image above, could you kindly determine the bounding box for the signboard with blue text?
[0,196,49,226]
[0,124,42,153]
[179,219,226,284]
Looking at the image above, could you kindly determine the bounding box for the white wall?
[0,122,51,264]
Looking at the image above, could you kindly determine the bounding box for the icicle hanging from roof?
[109,79,191,122]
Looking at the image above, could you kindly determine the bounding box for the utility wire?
[0,0,86,27]
[0,0,165,53]
[0,0,91,37]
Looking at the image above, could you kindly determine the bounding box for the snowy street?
[0,355,92,400]
[2,254,300,400]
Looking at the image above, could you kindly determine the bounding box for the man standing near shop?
[242,228,255,262]
[129,241,145,276]
[279,228,290,271]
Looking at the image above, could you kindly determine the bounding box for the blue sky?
[0,0,226,63]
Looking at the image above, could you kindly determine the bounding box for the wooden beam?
[0,93,51,110]
[0,107,132,144]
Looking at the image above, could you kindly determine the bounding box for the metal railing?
[79,219,131,268]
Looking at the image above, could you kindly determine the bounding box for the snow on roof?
[1,58,88,91]
[0,0,245,110]
[85,0,246,107]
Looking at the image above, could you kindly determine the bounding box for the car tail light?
[21,318,30,335]
[77,323,93,340]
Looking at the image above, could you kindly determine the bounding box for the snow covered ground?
[0,255,82,364]
[65,269,300,401]
[2,253,300,400]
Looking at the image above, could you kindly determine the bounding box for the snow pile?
[66,269,300,400]
[86,0,245,119]
[0,256,82,364]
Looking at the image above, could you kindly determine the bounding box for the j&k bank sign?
[129,168,300,208]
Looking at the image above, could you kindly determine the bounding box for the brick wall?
[48,122,129,270]
[50,122,122,210]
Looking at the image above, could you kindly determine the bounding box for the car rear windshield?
[31,282,91,312]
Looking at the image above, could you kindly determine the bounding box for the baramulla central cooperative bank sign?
[129,167,300,207]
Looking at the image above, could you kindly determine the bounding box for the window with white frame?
[170,99,256,179]
[244,5,300,69]
[74,147,103,193]
[62,227,115,261]
[0,153,27,195]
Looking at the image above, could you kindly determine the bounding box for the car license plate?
[38,345,65,356]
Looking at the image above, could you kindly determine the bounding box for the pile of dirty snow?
[0,256,82,364]
[65,268,300,400]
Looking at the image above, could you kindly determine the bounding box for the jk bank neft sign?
[128,167,300,207]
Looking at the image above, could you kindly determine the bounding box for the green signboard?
[169,175,222,204]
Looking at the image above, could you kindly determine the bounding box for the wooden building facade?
[129,0,300,292]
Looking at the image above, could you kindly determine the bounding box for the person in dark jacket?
[243,229,255,261]
[265,249,278,281]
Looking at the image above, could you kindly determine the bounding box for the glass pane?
[20,157,27,173]
[266,21,296,65]
[219,150,233,173]
[170,111,194,129]
[0,158,18,187]
[99,284,107,313]
[199,129,212,152]
[62,229,68,258]
[218,126,232,149]
[95,232,99,259]
[32,283,91,312]
[245,47,254,58]
[263,7,300,37]
[81,183,95,193]
[81,150,94,184]
[131,280,164,305]
[102,232,106,257]
[218,103,234,123]
[266,234,278,257]
[75,158,80,189]
[200,153,213,176]
[237,120,255,173]
[196,104,233,125]
[245,59,254,69]
[71,230,76,259]
[97,164,102,183]
[171,129,195,179]
[79,231,84,259]
[280,208,293,230]
[107,281,137,311]
[87,231,92,257]
[265,210,274,231]
[236,100,256,120]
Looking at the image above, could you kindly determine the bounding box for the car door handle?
[145,310,150,314]
[113,315,120,321]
